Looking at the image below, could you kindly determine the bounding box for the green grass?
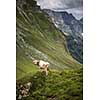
[16,0,82,80]
[16,1,83,99]
[16,68,83,100]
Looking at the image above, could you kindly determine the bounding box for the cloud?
[66,7,83,19]
[36,0,83,19]
[36,0,83,9]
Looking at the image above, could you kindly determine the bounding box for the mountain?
[43,9,83,36]
[16,0,82,80]
[80,18,83,24]
[43,9,83,63]
[16,0,82,99]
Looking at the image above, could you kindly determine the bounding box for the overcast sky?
[36,0,83,19]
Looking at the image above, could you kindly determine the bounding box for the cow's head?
[33,60,39,65]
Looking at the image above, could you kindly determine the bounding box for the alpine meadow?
[16,0,83,100]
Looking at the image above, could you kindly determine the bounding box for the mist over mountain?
[16,0,83,99]
[36,0,83,20]
[37,0,83,9]
[16,0,82,80]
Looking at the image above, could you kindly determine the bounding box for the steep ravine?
[16,0,82,80]
[16,0,83,100]
[43,9,83,63]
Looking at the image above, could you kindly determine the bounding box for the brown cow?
[33,59,49,75]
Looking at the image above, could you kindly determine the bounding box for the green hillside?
[16,0,83,99]
[16,68,83,100]
[16,0,82,80]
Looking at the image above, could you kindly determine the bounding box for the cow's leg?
[46,70,48,76]
[45,68,48,76]
[40,68,43,72]
[40,68,45,73]
[43,65,48,76]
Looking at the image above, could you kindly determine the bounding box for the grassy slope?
[16,68,83,100]
[16,0,82,80]
[16,0,83,99]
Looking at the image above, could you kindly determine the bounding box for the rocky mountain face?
[16,0,82,80]
[16,0,82,99]
[43,9,83,63]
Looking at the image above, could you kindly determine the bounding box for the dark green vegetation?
[16,0,83,99]
[17,68,83,100]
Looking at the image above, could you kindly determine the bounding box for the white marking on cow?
[33,59,50,75]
